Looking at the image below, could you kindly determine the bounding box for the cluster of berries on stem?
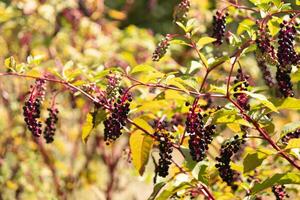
[173,0,190,22]
[256,59,275,88]
[272,185,289,200]
[256,26,277,65]
[43,108,59,143]
[276,16,299,97]
[154,121,174,177]
[152,34,172,62]
[186,106,216,162]
[23,79,46,137]
[103,89,131,144]
[281,128,300,145]
[233,69,250,110]
[215,135,246,190]
[212,11,228,45]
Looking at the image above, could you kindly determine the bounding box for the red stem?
[228,97,300,170]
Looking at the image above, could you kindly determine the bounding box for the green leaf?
[197,164,209,185]
[267,17,280,36]
[131,64,157,74]
[156,182,191,200]
[208,56,229,69]
[166,77,189,94]
[237,19,256,35]
[175,21,188,33]
[197,37,216,48]
[130,130,153,176]
[281,121,300,135]
[285,138,300,150]
[170,39,190,46]
[180,147,197,170]
[243,152,267,173]
[199,53,208,68]
[277,97,300,110]
[92,109,106,128]
[244,91,278,112]
[209,84,227,95]
[148,182,166,200]
[251,173,300,194]
[82,109,106,143]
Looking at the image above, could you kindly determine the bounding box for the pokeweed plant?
[1,0,300,199]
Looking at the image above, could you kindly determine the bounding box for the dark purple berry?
[212,11,227,45]
[272,185,289,200]
[43,108,59,143]
[215,135,244,190]
[154,121,173,177]
[186,108,216,162]
[281,129,300,144]
[23,79,46,137]
[233,70,250,110]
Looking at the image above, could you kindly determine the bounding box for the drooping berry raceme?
[256,27,277,65]
[103,91,131,144]
[43,108,59,143]
[212,11,228,45]
[215,135,245,190]
[256,59,275,88]
[233,69,250,110]
[173,0,190,22]
[281,128,300,144]
[23,79,46,137]
[277,19,299,67]
[276,67,294,97]
[272,185,289,200]
[186,107,216,162]
[154,121,174,177]
[276,17,299,97]
[152,34,172,62]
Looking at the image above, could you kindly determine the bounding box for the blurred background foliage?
[0,0,300,200]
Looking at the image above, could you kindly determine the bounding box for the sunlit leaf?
[285,139,300,150]
[243,152,267,173]
[251,173,300,194]
[130,130,153,176]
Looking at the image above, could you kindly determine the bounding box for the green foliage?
[0,0,300,199]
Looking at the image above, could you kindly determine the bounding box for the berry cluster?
[215,135,245,190]
[277,19,299,67]
[152,34,172,61]
[281,128,300,144]
[276,17,299,97]
[43,108,59,143]
[23,99,42,137]
[103,91,131,144]
[186,108,216,162]
[212,11,228,45]
[233,69,250,110]
[276,68,294,97]
[256,27,277,65]
[256,59,275,88]
[154,121,173,177]
[272,185,289,200]
[173,0,190,22]
[23,79,46,137]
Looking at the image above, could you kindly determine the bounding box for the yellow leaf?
[132,118,154,134]
[130,130,153,175]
